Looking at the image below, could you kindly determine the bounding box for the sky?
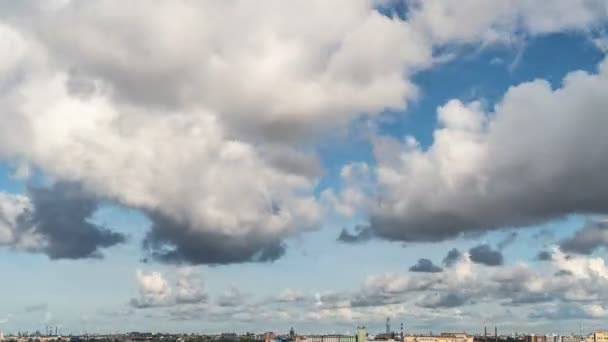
[2,0,608,336]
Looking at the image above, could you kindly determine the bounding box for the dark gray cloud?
[21,182,125,259]
[536,250,553,261]
[316,292,350,309]
[143,212,286,265]
[336,225,374,244]
[559,220,608,254]
[442,248,462,267]
[469,244,503,266]
[555,269,573,277]
[409,258,443,273]
[350,292,403,308]
[369,213,473,243]
[417,292,468,308]
[502,292,554,306]
[261,145,323,179]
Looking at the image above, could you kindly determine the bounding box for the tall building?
[357,327,367,342]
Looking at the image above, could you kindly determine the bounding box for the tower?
[357,326,367,342]
[386,317,391,334]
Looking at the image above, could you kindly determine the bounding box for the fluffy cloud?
[368,58,608,242]
[0,183,124,259]
[409,0,608,43]
[174,267,208,304]
[17,0,430,140]
[275,289,308,303]
[129,250,608,326]
[0,0,607,265]
[130,268,206,308]
[350,271,436,307]
[559,220,608,254]
[0,192,45,252]
[346,248,608,313]
[323,162,375,218]
[0,69,322,264]
[1,0,427,264]
[130,270,173,309]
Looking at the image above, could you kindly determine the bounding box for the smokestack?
[495,326,498,342]
[485,327,487,342]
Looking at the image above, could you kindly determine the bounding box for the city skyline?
[1,0,608,335]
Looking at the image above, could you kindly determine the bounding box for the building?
[265,333,276,342]
[219,334,238,341]
[405,333,473,342]
[593,333,608,342]
[524,336,547,342]
[305,336,356,342]
[561,336,583,342]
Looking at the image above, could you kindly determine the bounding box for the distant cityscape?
[2,322,608,342]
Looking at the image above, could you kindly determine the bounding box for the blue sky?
[1,0,608,336]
